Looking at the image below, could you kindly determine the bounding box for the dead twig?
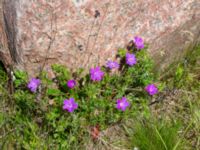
[83,1,111,68]
[39,4,57,75]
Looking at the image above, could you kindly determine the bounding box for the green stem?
[154,126,168,150]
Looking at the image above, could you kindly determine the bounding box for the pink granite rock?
[0,0,200,76]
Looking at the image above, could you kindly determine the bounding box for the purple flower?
[27,78,41,93]
[133,36,144,50]
[63,98,78,112]
[106,61,119,69]
[145,84,158,96]
[90,67,104,81]
[126,53,137,66]
[67,80,76,89]
[116,97,130,111]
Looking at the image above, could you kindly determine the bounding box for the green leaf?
[118,48,127,57]
[47,88,62,97]
[14,70,28,80]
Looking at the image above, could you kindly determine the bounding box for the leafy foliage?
[1,44,200,149]
[0,47,158,149]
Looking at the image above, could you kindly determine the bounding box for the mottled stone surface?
[0,0,200,76]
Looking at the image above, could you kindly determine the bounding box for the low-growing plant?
[1,37,161,149]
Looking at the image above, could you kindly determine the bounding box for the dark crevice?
[2,0,19,63]
[0,60,6,73]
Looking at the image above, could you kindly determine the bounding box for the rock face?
[0,0,200,76]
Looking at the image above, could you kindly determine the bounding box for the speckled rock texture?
[0,0,200,76]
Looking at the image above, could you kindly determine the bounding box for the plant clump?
[6,36,160,149]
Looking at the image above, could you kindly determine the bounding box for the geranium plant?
[13,36,159,149]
